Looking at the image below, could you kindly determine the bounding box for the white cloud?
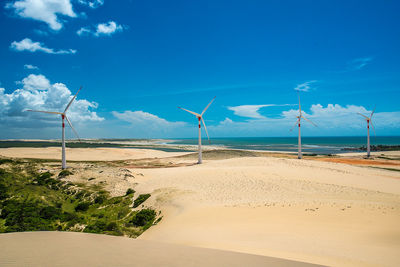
[210,104,400,136]
[19,74,50,91]
[113,110,186,128]
[24,64,39,70]
[78,0,104,9]
[228,104,292,119]
[76,27,91,36]
[6,0,76,31]
[0,74,103,133]
[10,38,76,54]
[347,57,372,71]
[112,110,190,137]
[294,80,317,92]
[76,21,125,37]
[96,21,123,35]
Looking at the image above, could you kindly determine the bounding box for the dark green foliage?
[94,194,106,204]
[130,209,156,228]
[133,194,151,208]
[126,188,135,195]
[58,170,73,178]
[0,183,8,200]
[106,221,118,231]
[0,158,13,165]
[75,202,90,212]
[0,161,157,237]
[0,199,61,232]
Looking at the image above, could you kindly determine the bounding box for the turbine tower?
[291,92,316,159]
[27,87,82,169]
[357,107,376,157]
[178,97,215,164]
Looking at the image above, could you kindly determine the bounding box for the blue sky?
[0,0,399,139]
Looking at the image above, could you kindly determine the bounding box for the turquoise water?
[169,136,400,154]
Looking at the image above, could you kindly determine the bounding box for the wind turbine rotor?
[64,86,82,113]
[201,117,210,144]
[65,116,81,141]
[301,115,317,127]
[201,96,216,116]
[178,107,200,117]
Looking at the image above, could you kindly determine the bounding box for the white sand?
[135,157,400,267]
[0,147,190,161]
[1,148,400,266]
[0,232,319,267]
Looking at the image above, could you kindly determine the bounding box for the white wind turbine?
[357,107,376,157]
[178,97,216,164]
[27,87,82,169]
[290,92,317,159]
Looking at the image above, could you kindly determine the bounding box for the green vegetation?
[0,159,159,237]
[58,169,73,178]
[130,209,156,230]
[126,188,135,195]
[133,194,151,208]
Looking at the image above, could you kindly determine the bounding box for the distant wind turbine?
[357,107,376,157]
[27,87,82,169]
[178,97,216,164]
[290,92,317,159]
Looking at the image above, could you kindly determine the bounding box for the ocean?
[167,136,400,154]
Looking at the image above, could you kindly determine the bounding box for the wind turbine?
[290,92,317,159]
[357,107,376,157]
[178,97,215,164]
[27,87,82,169]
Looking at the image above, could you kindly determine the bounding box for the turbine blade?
[201,96,216,116]
[357,112,369,119]
[178,107,200,117]
[290,118,300,131]
[370,105,376,118]
[297,91,302,115]
[64,86,82,113]
[301,115,317,127]
[201,117,210,144]
[65,116,81,141]
[370,121,376,136]
[26,110,63,115]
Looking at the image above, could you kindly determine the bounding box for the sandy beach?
[1,147,400,266]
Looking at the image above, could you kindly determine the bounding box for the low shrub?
[133,194,151,208]
[58,170,73,178]
[130,209,156,227]
[126,188,135,195]
[75,202,90,212]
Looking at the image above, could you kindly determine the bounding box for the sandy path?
[0,232,320,267]
[133,157,400,267]
[0,147,189,161]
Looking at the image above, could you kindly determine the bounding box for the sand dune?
[1,147,400,266]
[0,232,320,267]
[135,157,400,267]
[0,147,189,161]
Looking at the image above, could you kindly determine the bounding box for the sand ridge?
[1,147,400,266]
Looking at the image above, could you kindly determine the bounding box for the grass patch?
[58,170,73,178]
[133,194,151,208]
[0,159,158,237]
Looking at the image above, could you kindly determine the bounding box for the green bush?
[0,183,8,200]
[126,188,135,195]
[106,221,118,231]
[75,202,90,212]
[130,209,156,227]
[133,194,151,208]
[0,158,13,165]
[58,170,73,178]
[94,195,106,204]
